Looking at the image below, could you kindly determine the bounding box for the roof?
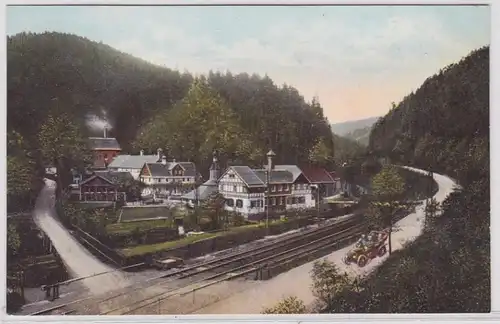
[254,169,294,184]
[143,162,197,177]
[300,167,336,184]
[230,166,266,187]
[329,171,340,180]
[181,181,219,201]
[108,155,159,169]
[176,162,197,177]
[88,137,122,151]
[93,171,134,184]
[274,165,303,182]
[145,163,171,177]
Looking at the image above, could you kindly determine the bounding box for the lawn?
[119,206,174,222]
[106,219,173,235]
[119,219,290,257]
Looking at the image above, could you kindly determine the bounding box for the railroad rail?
[28,214,365,315]
[108,220,366,315]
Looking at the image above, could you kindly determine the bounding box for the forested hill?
[8,32,193,149]
[369,46,489,186]
[7,32,336,210]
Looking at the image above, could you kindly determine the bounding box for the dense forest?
[344,125,372,146]
[319,46,490,312]
[7,32,341,211]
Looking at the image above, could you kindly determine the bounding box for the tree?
[7,223,21,259]
[310,259,353,311]
[38,107,92,192]
[261,296,307,314]
[309,137,333,168]
[200,192,227,230]
[369,165,406,255]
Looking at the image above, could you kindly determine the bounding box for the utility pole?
[266,169,270,231]
[311,184,320,218]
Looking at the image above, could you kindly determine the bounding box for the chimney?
[103,127,108,138]
[209,151,220,182]
[172,158,176,163]
[266,149,276,171]
[162,155,167,165]
[157,148,163,160]
[140,149,144,156]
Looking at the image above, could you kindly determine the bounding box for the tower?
[209,151,220,182]
[266,149,276,171]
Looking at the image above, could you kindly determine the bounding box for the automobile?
[343,230,389,268]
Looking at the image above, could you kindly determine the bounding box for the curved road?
[195,166,460,314]
[32,179,129,295]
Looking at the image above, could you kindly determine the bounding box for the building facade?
[108,149,161,179]
[77,171,132,202]
[88,128,122,169]
[138,155,197,199]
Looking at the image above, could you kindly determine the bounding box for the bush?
[262,296,307,314]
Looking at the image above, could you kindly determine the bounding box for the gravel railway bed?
[105,219,367,315]
[25,213,362,315]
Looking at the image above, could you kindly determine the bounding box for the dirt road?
[32,179,129,295]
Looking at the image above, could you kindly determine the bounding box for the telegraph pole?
[266,169,270,231]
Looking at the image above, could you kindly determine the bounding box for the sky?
[6,5,490,123]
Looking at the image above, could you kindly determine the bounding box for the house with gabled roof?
[88,127,122,169]
[217,151,316,220]
[300,166,338,198]
[78,170,133,202]
[108,149,162,179]
[138,154,198,199]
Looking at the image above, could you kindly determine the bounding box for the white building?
[218,150,317,220]
[108,149,161,180]
[138,154,197,199]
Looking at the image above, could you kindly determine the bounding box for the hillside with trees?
[344,125,372,146]
[325,46,490,312]
[7,32,336,210]
[263,46,489,314]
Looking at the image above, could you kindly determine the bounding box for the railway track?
[29,214,366,315]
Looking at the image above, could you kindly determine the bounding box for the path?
[194,166,459,314]
[32,179,129,295]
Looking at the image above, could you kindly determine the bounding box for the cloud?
[7,6,489,122]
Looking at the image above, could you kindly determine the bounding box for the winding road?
[194,166,460,314]
[32,179,129,295]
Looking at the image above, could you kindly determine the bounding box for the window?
[279,197,285,205]
[271,198,276,206]
[226,199,234,207]
[158,178,162,183]
[250,200,256,208]
[298,196,306,204]
[236,199,243,208]
[233,185,237,192]
[278,185,282,192]
[292,197,297,204]
[271,185,276,192]
[260,200,264,207]
[229,174,235,178]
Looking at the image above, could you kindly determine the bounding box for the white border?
[1,0,498,323]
